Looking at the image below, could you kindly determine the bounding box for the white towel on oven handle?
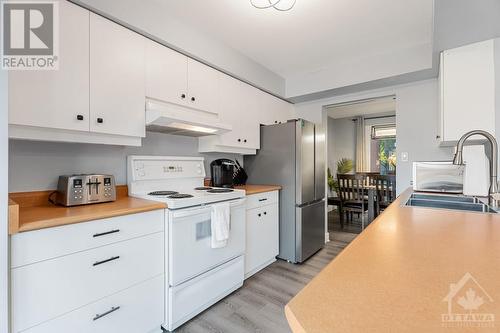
[210,202,231,248]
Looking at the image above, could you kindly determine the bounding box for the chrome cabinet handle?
[93,306,120,321]
[93,256,120,267]
[93,229,120,238]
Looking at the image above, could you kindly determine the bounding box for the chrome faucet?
[452,130,499,206]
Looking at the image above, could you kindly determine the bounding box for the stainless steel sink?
[406,193,497,213]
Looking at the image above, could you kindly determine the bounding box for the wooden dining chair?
[337,174,369,230]
[356,172,378,187]
[373,174,397,214]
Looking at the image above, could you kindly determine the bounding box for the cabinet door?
[261,93,293,125]
[187,58,219,114]
[8,1,89,132]
[145,40,188,106]
[245,204,279,276]
[218,75,260,149]
[90,14,145,137]
[441,39,496,142]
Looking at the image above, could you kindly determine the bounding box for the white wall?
[327,117,356,175]
[287,42,433,98]
[295,79,454,194]
[72,0,286,97]
[0,68,9,333]
[496,39,500,148]
[9,132,241,192]
[434,0,500,52]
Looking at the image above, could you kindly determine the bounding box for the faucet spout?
[453,130,499,204]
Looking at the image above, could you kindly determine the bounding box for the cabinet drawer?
[12,232,164,332]
[11,210,164,268]
[245,190,279,210]
[20,275,164,333]
[245,204,279,277]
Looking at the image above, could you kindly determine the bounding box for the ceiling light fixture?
[250,0,296,11]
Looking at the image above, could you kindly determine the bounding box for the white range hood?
[145,99,232,137]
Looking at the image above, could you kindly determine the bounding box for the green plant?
[328,158,354,194]
[327,168,335,192]
[337,158,354,174]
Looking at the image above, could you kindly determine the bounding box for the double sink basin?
[406,193,498,214]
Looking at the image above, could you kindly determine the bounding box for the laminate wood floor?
[328,209,368,234]
[173,231,357,333]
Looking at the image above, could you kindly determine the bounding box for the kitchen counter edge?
[8,186,166,235]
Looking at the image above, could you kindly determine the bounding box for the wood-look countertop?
[8,186,166,235]
[234,184,282,195]
[285,188,500,333]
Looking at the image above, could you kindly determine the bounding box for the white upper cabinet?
[261,93,294,126]
[217,75,260,149]
[187,58,220,114]
[198,74,294,154]
[439,39,497,144]
[145,40,188,106]
[90,13,146,138]
[9,1,90,132]
[145,43,219,115]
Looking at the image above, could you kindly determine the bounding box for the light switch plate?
[401,152,409,162]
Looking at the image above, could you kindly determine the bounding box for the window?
[371,124,396,139]
[370,124,396,174]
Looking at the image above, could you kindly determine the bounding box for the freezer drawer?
[296,199,325,262]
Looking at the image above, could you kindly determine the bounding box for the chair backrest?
[356,172,379,186]
[337,174,365,203]
[373,174,396,204]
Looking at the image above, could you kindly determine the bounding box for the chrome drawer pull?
[93,256,120,267]
[93,229,120,238]
[93,306,120,321]
[258,198,268,202]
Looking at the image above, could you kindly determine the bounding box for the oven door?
[168,198,246,286]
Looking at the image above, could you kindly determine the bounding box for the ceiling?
[156,0,434,80]
[326,96,396,119]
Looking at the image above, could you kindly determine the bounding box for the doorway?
[325,96,396,235]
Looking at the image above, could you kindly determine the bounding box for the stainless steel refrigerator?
[244,119,325,263]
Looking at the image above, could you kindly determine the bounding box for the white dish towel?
[210,202,231,249]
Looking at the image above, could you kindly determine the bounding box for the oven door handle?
[228,198,246,208]
[171,198,246,218]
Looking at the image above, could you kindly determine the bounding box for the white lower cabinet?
[21,275,164,333]
[244,191,279,278]
[10,211,165,333]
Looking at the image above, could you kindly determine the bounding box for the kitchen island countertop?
[285,188,500,333]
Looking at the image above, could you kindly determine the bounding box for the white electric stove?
[127,155,245,209]
[127,156,246,331]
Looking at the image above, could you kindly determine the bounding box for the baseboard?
[244,258,277,279]
[325,232,330,243]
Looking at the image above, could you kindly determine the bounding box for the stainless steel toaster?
[413,162,465,194]
[55,174,116,206]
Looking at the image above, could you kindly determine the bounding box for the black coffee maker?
[210,159,235,188]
